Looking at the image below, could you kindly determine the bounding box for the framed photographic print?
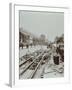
[9,3,70,87]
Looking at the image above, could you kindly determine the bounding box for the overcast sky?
[19,10,64,42]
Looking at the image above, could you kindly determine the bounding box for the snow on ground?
[33,53,64,79]
[19,61,30,74]
[33,64,46,78]
[19,45,64,79]
[19,58,26,65]
[20,69,34,79]
[19,45,47,58]
[42,51,64,78]
[43,60,64,78]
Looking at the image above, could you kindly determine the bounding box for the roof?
[19,28,30,36]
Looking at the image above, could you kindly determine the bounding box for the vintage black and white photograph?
[19,10,64,79]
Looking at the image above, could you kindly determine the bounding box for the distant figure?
[30,43,32,47]
[56,47,64,62]
[53,51,60,65]
[19,43,23,49]
[26,44,29,49]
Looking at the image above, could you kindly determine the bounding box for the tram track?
[19,48,52,79]
[19,51,44,76]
